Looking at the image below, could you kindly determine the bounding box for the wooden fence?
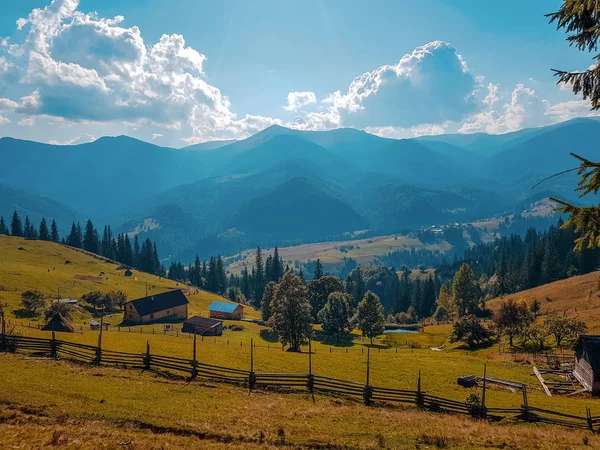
[1,333,598,432]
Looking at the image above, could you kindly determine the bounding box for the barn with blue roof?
[207,301,244,320]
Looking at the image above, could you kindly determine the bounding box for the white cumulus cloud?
[283,91,316,112]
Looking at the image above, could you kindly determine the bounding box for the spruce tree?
[153,243,160,274]
[50,219,59,242]
[0,216,8,235]
[313,259,323,280]
[272,247,282,281]
[83,219,99,254]
[38,218,49,241]
[23,216,32,238]
[253,247,265,307]
[548,3,600,247]
[133,235,140,268]
[11,211,22,237]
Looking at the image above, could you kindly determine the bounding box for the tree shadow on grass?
[259,329,279,343]
[11,308,38,319]
[312,330,356,347]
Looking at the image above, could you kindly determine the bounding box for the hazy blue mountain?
[182,140,237,151]
[0,185,84,232]
[0,136,212,219]
[230,177,368,241]
[484,119,600,182]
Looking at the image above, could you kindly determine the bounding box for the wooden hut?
[573,335,600,395]
[207,301,244,320]
[89,320,109,331]
[41,313,75,333]
[182,316,223,336]
[123,289,189,324]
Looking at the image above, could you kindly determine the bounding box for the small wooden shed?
[573,335,600,395]
[89,320,109,331]
[182,316,223,336]
[207,301,244,320]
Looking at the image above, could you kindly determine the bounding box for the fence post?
[307,338,315,402]
[249,338,256,392]
[191,332,198,379]
[522,386,529,421]
[363,347,372,405]
[145,341,151,370]
[481,363,487,419]
[1,311,6,352]
[416,370,424,408]
[587,407,594,432]
[51,329,57,358]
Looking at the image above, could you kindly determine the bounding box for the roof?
[90,320,99,326]
[576,335,600,370]
[41,313,75,332]
[184,316,222,331]
[207,301,242,314]
[127,289,189,317]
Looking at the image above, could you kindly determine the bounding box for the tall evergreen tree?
[50,219,59,242]
[11,211,22,237]
[0,216,8,235]
[253,247,265,307]
[38,218,49,241]
[23,216,34,239]
[272,247,283,281]
[313,258,323,280]
[133,235,141,268]
[83,219,100,254]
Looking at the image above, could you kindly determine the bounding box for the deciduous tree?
[269,272,312,352]
[353,291,385,344]
[318,292,354,341]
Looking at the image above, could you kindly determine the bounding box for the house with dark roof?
[182,316,223,336]
[123,289,189,324]
[207,301,244,320]
[574,335,600,395]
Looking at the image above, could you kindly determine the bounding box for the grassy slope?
[486,271,600,333]
[1,354,598,450]
[0,235,246,323]
[2,235,600,425]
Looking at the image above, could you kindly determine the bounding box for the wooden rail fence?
[0,333,597,432]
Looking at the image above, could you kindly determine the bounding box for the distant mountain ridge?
[2,117,599,260]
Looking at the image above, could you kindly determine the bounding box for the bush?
[450,315,492,348]
[21,290,46,316]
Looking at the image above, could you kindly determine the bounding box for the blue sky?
[0,0,595,147]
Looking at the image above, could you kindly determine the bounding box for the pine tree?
[153,243,160,274]
[548,5,600,248]
[50,219,59,242]
[253,247,265,307]
[133,235,140,268]
[313,259,323,280]
[11,211,22,237]
[38,218,49,241]
[0,216,8,235]
[23,216,33,239]
[83,219,99,254]
[272,247,282,281]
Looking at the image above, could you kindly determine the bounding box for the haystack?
[41,313,75,333]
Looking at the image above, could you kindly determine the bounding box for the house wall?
[574,357,595,392]
[140,303,188,323]
[209,306,244,320]
[123,303,188,324]
[123,304,142,323]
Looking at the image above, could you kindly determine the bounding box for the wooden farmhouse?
[182,316,223,336]
[123,289,189,324]
[207,301,244,320]
[573,336,600,395]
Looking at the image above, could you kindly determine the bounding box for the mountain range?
[1,117,599,261]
